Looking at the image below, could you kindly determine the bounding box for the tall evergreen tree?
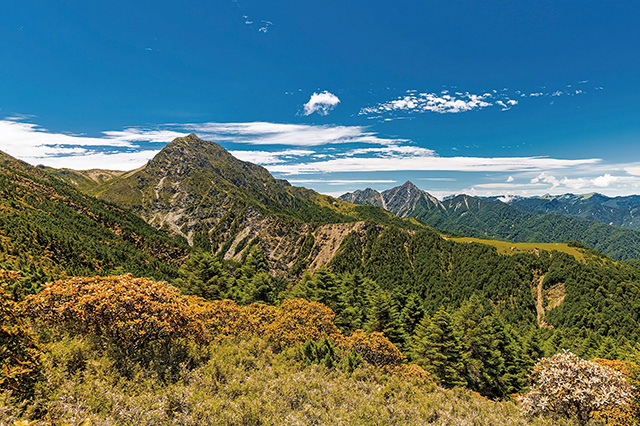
[335,272,373,331]
[367,289,409,350]
[176,251,232,300]
[412,307,466,388]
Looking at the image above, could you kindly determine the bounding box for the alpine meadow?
[2,1,640,425]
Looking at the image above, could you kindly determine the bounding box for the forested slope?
[0,151,189,297]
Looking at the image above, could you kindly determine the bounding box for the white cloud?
[303,91,341,116]
[0,117,186,170]
[287,179,397,186]
[20,149,160,171]
[360,91,498,115]
[624,166,640,176]
[530,172,620,190]
[229,149,314,165]
[593,173,619,187]
[361,83,595,118]
[101,129,186,143]
[258,20,272,33]
[497,195,518,203]
[3,116,628,200]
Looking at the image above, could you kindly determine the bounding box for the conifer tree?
[412,307,466,388]
[366,289,409,350]
[335,272,372,331]
[176,251,232,300]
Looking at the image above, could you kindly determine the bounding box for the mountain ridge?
[0,149,189,295]
[340,182,640,260]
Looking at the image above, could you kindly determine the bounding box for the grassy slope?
[0,336,575,426]
[449,237,587,263]
[41,167,125,195]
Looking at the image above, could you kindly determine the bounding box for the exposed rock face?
[340,188,386,209]
[340,181,445,218]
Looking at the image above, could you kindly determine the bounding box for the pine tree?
[335,272,373,331]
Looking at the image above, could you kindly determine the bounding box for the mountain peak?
[400,181,419,190]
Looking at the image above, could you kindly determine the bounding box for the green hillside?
[509,192,640,231]
[448,237,587,263]
[0,151,189,297]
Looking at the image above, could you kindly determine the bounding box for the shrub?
[23,274,207,358]
[263,298,343,347]
[341,329,405,367]
[592,358,640,426]
[0,271,41,398]
[518,350,634,426]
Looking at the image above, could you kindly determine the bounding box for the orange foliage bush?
[23,274,206,355]
[1,270,41,397]
[383,363,432,383]
[593,358,640,426]
[194,298,250,341]
[341,329,405,366]
[262,299,343,347]
[22,274,412,376]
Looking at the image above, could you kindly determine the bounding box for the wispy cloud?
[228,149,314,165]
[287,179,397,186]
[530,172,619,190]
[303,91,340,116]
[258,20,273,33]
[268,155,600,175]
[2,116,627,199]
[0,118,182,170]
[360,90,514,116]
[177,122,400,146]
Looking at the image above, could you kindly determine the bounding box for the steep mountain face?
[341,182,640,260]
[339,187,386,209]
[0,151,189,294]
[89,134,409,274]
[506,193,640,230]
[340,181,445,217]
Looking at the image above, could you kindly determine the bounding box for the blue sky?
[1,0,639,198]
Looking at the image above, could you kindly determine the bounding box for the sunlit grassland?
[449,237,586,263]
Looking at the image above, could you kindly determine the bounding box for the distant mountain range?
[340,181,640,260]
[492,192,640,230]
